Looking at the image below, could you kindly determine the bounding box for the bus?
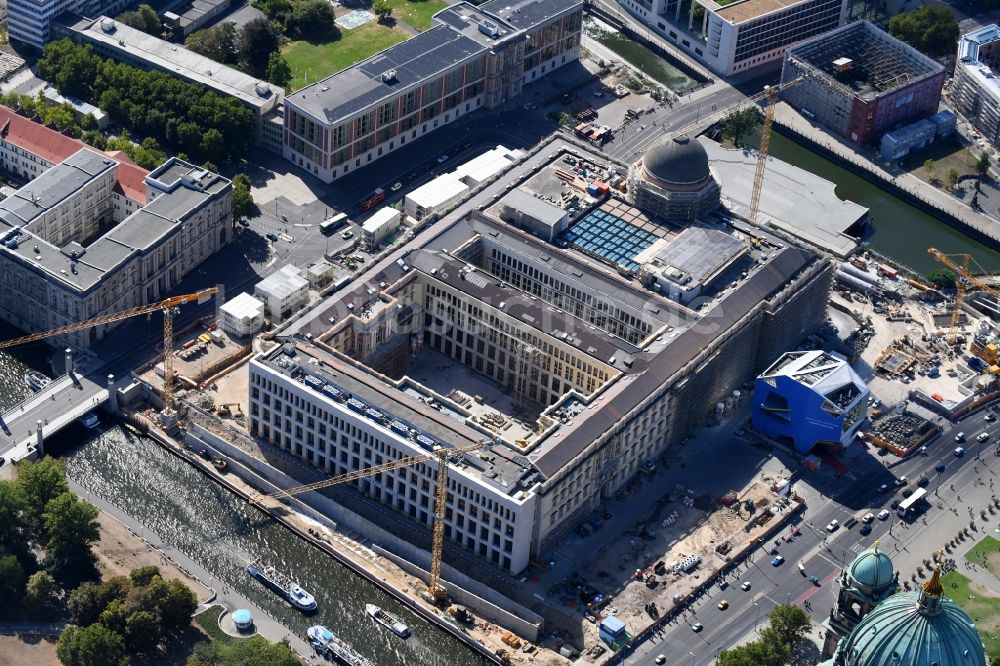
[320,213,349,234]
[359,188,385,211]
[896,487,930,521]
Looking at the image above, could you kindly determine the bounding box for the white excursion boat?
[365,603,410,638]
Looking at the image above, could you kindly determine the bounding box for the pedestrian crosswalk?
[849,541,864,554]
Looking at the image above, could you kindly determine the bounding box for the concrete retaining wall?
[374,546,542,642]
[187,425,541,642]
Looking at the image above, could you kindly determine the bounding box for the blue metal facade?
[752,375,848,454]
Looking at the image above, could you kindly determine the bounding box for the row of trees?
[58,565,198,664]
[38,40,255,165]
[252,0,338,40]
[716,604,811,666]
[0,457,101,598]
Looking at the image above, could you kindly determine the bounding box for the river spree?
[768,132,1000,274]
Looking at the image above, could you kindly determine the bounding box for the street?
[622,404,1000,665]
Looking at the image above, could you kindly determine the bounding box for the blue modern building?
[752,350,869,454]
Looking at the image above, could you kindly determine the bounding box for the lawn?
[387,0,449,31]
[283,23,410,91]
[192,606,242,645]
[942,570,1000,659]
[966,535,1000,580]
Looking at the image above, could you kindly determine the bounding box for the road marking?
[849,541,863,554]
[293,223,312,228]
[794,568,840,606]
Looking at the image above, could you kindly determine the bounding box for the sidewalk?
[67,478,319,664]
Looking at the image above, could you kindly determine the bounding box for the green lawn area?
[283,23,410,91]
[193,607,241,645]
[387,0,449,31]
[942,570,1000,659]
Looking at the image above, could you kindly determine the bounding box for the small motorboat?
[212,458,228,472]
[24,371,52,393]
[79,412,100,429]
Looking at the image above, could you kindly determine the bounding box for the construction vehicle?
[252,440,485,604]
[216,402,243,417]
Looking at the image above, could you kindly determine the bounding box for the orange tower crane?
[257,440,485,603]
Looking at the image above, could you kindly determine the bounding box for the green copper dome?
[847,545,895,592]
[835,589,986,666]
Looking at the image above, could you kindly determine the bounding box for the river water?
[767,133,1000,274]
[0,370,486,665]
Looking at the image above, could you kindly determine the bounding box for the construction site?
[780,20,946,145]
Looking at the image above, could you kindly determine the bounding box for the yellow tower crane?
[255,440,485,604]
[0,287,218,412]
[926,248,1000,346]
[748,84,782,229]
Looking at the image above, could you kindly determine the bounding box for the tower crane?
[0,288,218,413]
[927,248,996,346]
[254,439,485,603]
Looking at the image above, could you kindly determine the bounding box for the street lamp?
[753,601,761,633]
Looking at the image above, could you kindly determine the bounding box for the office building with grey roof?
[253,142,833,572]
[283,0,582,183]
[0,149,231,349]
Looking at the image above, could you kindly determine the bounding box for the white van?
[955,432,966,442]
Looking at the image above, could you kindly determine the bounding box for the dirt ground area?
[0,635,58,666]
[554,476,799,647]
[94,512,213,604]
[901,139,981,188]
[834,292,973,406]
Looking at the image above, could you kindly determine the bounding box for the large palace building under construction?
[249,138,834,573]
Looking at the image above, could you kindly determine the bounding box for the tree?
[231,173,255,220]
[68,582,106,626]
[118,4,161,36]
[927,268,957,288]
[888,4,959,57]
[0,554,26,603]
[768,604,811,648]
[26,570,57,609]
[82,130,107,150]
[0,481,27,560]
[265,52,292,89]
[124,610,160,654]
[237,18,279,77]
[717,635,788,666]
[16,457,68,528]
[57,624,128,666]
[974,151,991,179]
[200,128,226,166]
[372,0,393,22]
[720,106,762,148]
[159,579,198,633]
[129,565,161,588]
[291,0,338,36]
[43,492,100,585]
[185,23,237,64]
[946,168,960,190]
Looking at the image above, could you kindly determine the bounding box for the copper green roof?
[847,544,895,591]
[835,590,986,666]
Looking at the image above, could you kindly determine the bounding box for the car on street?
[437,155,449,164]
[862,512,875,523]
[894,476,907,487]
[878,483,890,493]
[979,432,990,442]
[771,555,785,566]
[878,509,891,520]
[741,581,751,591]
[859,524,873,536]
[390,182,403,192]
[655,656,666,665]
[917,477,930,488]
[718,600,729,610]
[0,456,5,467]
[692,622,703,632]
[826,519,840,532]
[341,230,354,239]
[265,232,278,242]
[936,463,946,472]
[955,447,966,457]
[987,413,996,422]
[956,432,966,442]
[238,218,250,227]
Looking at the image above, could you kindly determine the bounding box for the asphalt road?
[623,405,1000,665]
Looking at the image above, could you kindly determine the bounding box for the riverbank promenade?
[774,102,1000,247]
